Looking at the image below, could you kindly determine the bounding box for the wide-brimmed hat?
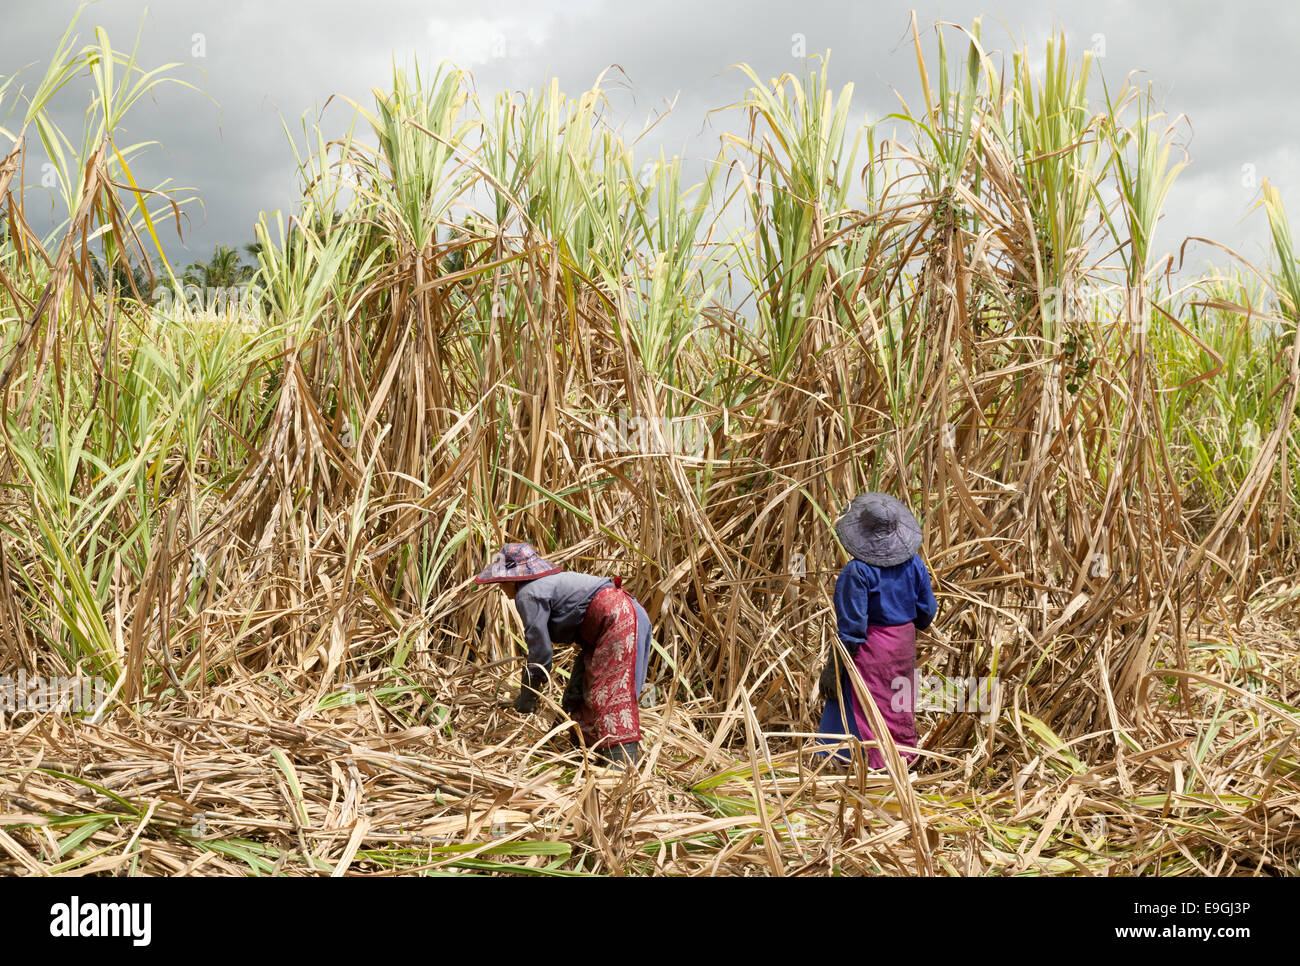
[473,542,563,584]
[835,492,923,567]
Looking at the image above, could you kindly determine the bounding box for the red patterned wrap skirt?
[573,584,642,748]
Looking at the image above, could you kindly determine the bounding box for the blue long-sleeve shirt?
[833,554,936,650]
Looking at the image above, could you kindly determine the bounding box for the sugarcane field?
[1,1,1299,896]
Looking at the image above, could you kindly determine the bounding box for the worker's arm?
[822,562,871,702]
[562,650,586,714]
[833,561,872,652]
[512,588,553,713]
[913,557,937,631]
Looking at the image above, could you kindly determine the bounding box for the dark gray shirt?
[514,572,613,676]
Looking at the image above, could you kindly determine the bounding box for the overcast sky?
[3,0,1297,275]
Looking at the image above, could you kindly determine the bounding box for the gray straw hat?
[835,492,923,567]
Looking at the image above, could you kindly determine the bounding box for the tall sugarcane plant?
[1,12,1297,758]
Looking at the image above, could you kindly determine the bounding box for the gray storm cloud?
[2,0,1295,270]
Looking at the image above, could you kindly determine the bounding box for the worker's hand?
[561,686,582,715]
[561,654,586,715]
[818,656,840,701]
[512,665,546,714]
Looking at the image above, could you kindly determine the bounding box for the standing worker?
[475,542,651,767]
[818,493,937,769]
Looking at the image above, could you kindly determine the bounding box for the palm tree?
[182,244,255,289]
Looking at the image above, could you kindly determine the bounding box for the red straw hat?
[473,542,563,583]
